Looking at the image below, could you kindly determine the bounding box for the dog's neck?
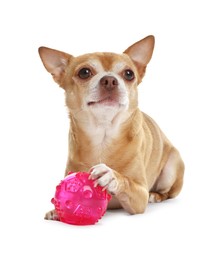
[69,106,131,146]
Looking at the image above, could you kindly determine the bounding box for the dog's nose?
[100,76,118,91]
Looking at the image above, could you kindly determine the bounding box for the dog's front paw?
[89,163,118,194]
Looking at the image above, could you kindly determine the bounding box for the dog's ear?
[124,35,155,79]
[38,47,72,85]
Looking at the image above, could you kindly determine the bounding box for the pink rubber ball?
[51,172,111,225]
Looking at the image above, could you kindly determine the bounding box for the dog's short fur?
[39,35,184,219]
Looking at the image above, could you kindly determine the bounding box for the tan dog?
[39,35,184,220]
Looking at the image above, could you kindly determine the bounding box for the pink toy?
[51,172,111,225]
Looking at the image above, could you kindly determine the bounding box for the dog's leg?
[44,209,59,221]
[90,163,149,214]
[149,149,184,203]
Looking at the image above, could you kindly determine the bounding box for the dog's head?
[39,36,154,123]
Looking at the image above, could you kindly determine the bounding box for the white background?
[0,0,222,259]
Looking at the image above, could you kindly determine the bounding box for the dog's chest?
[74,124,119,168]
[85,122,119,149]
[73,110,128,167]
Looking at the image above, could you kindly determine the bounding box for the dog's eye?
[78,68,92,79]
[123,69,135,81]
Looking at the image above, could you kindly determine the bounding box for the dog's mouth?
[87,96,119,106]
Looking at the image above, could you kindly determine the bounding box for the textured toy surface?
[51,172,111,225]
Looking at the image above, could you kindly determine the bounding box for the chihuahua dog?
[39,35,184,220]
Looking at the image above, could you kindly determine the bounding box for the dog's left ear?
[124,35,155,78]
[38,47,72,85]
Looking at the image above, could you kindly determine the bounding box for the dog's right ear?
[38,47,72,85]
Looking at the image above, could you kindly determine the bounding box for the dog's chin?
[86,96,129,123]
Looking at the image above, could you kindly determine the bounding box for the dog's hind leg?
[149,149,184,203]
